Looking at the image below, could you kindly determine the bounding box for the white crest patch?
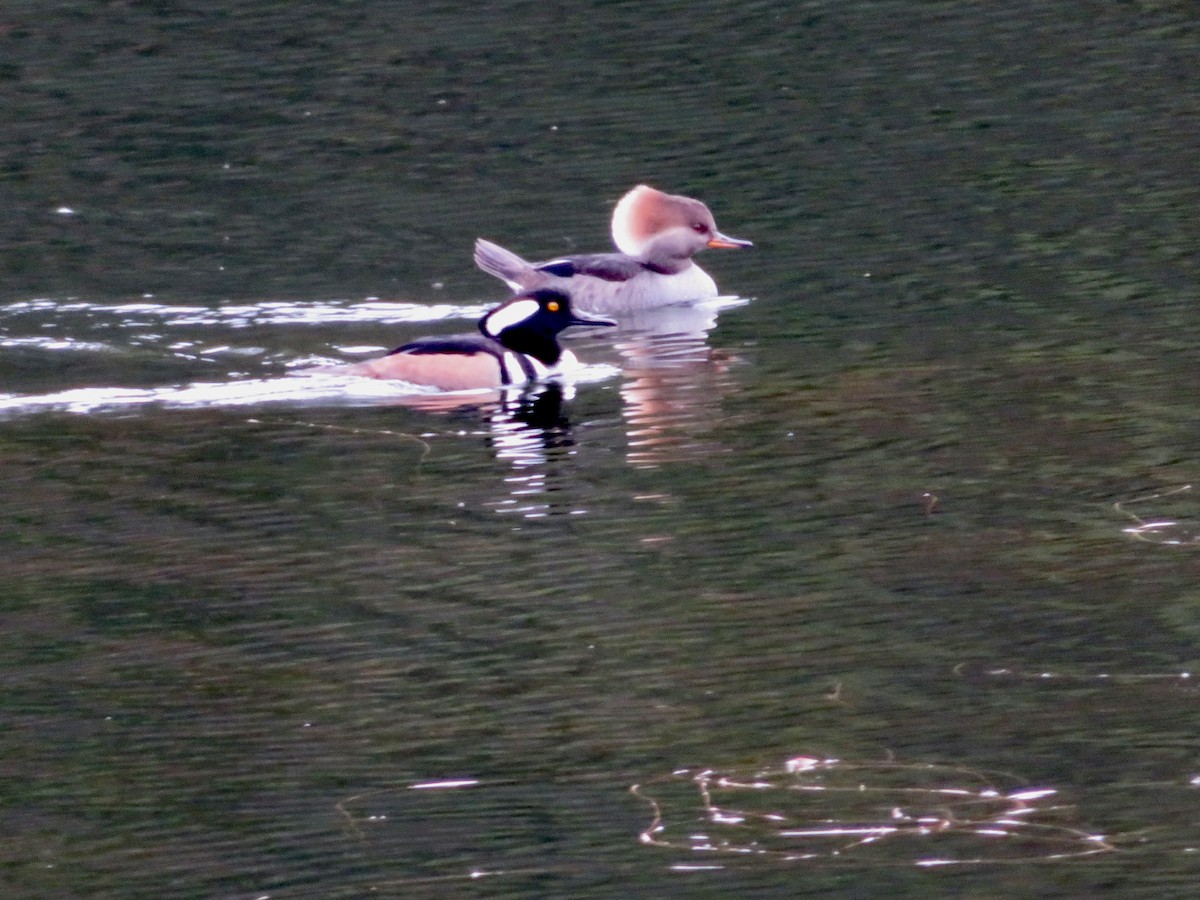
[611,186,646,256]
[611,184,660,256]
[483,298,540,336]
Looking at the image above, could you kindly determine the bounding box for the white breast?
[598,265,719,314]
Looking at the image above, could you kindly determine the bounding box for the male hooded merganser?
[473,184,752,315]
[349,288,614,390]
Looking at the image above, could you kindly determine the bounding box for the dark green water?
[3,1,1200,897]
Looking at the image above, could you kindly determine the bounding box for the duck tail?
[473,238,531,291]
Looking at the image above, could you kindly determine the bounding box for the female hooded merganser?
[350,288,614,390]
[473,184,752,315]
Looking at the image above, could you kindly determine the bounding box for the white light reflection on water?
[632,757,1114,866]
[1115,485,1200,546]
[409,779,481,791]
[0,297,492,327]
[1,335,114,352]
[0,365,617,418]
[0,375,416,415]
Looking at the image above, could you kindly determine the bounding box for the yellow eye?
[547,300,560,312]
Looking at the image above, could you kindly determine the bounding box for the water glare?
[633,758,1114,866]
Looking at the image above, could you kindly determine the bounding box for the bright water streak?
[0,297,618,416]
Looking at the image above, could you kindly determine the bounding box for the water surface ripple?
[2,0,1200,897]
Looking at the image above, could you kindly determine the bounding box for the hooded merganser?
[349,288,614,390]
[473,184,752,315]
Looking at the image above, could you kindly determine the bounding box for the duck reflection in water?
[597,300,746,470]
[376,297,745,482]
[388,383,584,518]
[358,297,744,484]
[484,383,579,517]
[326,283,743,504]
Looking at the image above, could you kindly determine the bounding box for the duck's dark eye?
[691,222,708,233]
